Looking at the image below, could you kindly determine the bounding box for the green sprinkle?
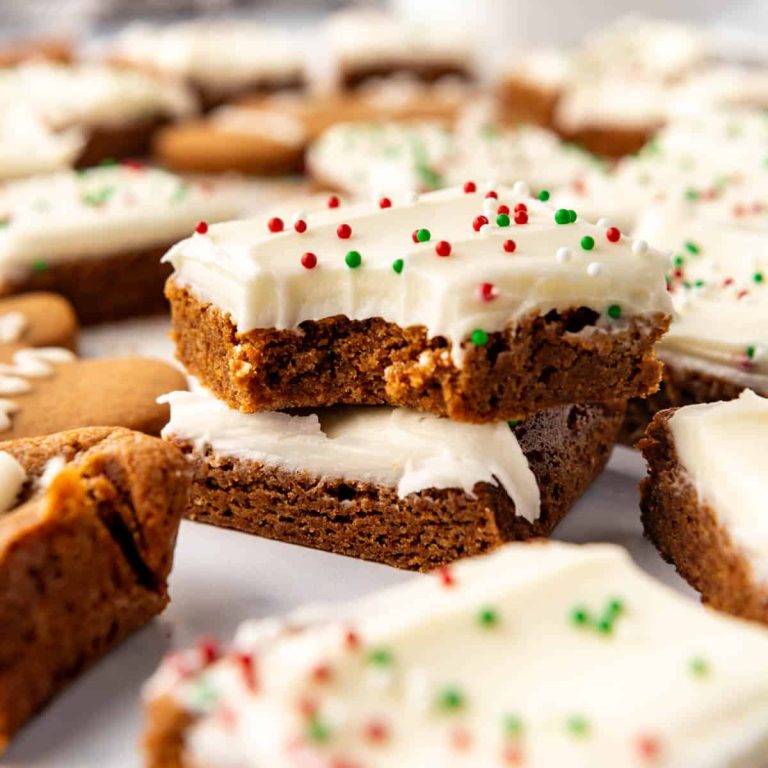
[747,345,756,359]
[607,304,622,320]
[605,598,624,619]
[694,279,705,288]
[392,258,404,274]
[596,616,615,635]
[481,123,500,140]
[689,657,710,678]
[191,678,217,709]
[570,606,590,626]
[172,182,191,202]
[504,714,523,738]
[416,163,443,189]
[684,241,700,255]
[580,235,595,251]
[477,606,499,628]
[437,686,466,713]
[568,209,577,223]
[345,250,362,269]
[367,647,394,666]
[507,419,521,429]
[98,157,117,167]
[554,208,571,225]
[566,715,590,737]
[496,213,511,227]
[537,190,550,202]
[307,717,332,744]
[753,272,764,283]
[685,188,700,201]
[32,259,48,274]
[673,255,685,268]
[415,228,431,243]
[0,217,10,228]
[470,329,489,346]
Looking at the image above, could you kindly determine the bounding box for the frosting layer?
[146,541,768,768]
[0,165,240,273]
[164,184,672,362]
[160,389,540,520]
[669,390,768,585]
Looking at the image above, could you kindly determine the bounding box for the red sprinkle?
[451,727,472,752]
[606,226,621,242]
[723,277,735,287]
[438,565,456,588]
[311,664,333,684]
[337,223,352,239]
[123,159,145,171]
[473,215,489,232]
[294,219,307,233]
[463,181,477,193]
[234,652,259,692]
[267,217,284,233]
[636,734,662,762]
[502,744,524,765]
[514,210,528,225]
[301,252,317,269]
[485,190,498,199]
[478,282,497,301]
[297,697,318,719]
[344,628,360,650]
[327,195,340,208]
[364,720,390,744]
[379,197,392,209]
[737,289,749,299]
[514,203,527,213]
[497,204,510,215]
[435,240,452,257]
[195,220,209,235]
[197,636,219,665]
[503,239,516,253]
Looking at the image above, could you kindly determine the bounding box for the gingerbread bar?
[0,62,196,166]
[161,390,623,570]
[640,391,768,625]
[0,164,238,323]
[164,184,671,423]
[0,426,189,752]
[143,540,768,768]
[623,175,768,442]
[108,20,306,110]
[325,8,475,89]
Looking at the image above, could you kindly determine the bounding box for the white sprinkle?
[482,197,498,216]
[404,190,419,205]
[596,217,612,229]
[290,210,306,225]
[556,247,572,264]
[587,261,603,277]
[512,180,530,196]
[40,455,66,489]
[479,223,492,236]
[632,239,648,255]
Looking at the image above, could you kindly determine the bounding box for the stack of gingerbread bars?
[160,182,672,570]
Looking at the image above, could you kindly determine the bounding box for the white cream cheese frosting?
[0,165,240,275]
[0,450,25,514]
[0,105,84,180]
[160,389,540,519]
[0,62,195,130]
[164,184,672,363]
[145,540,768,768]
[669,391,768,585]
[109,21,305,92]
[633,181,768,385]
[325,8,473,71]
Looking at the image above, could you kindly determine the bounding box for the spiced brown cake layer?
[0,244,171,325]
[169,401,623,571]
[557,125,654,159]
[621,357,753,445]
[75,117,170,168]
[0,427,189,752]
[144,695,193,768]
[639,410,768,625]
[339,62,471,90]
[497,77,560,126]
[168,279,668,423]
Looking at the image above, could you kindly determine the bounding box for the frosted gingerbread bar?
[160,390,623,570]
[164,184,672,423]
[0,164,238,324]
[144,541,768,768]
[641,391,768,625]
[0,426,189,752]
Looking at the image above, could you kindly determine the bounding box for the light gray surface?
[4,317,694,768]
